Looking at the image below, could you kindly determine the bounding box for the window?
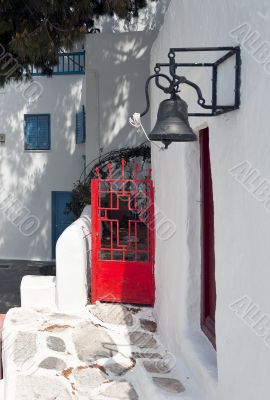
[200,128,216,349]
[76,106,86,144]
[24,114,50,150]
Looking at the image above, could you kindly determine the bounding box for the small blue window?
[76,106,86,144]
[24,114,50,150]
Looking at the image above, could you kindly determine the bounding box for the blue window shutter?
[24,114,50,150]
[76,106,86,144]
[25,115,38,150]
[37,115,50,149]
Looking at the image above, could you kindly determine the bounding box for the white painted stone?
[6,308,45,328]
[20,275,56,309]
[56,206,91,313]
[15,376,72,400]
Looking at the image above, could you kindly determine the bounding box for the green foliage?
[0,0,157,86]
[65,181,90,218]
[66,142,151,218]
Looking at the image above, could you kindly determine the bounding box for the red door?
[91,162,155,305]
[200,128,216,348]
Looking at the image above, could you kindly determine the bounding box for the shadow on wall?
[86,32,155,154]
[0,31,156,259]
[0,76,85,259]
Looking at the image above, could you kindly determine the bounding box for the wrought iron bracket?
[142,47,241,117]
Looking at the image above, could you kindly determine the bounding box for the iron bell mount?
[130,47,241,149]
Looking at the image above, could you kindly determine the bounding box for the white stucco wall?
[151,1,270,399]
[56,206,91,313]
[0,75,86,260]
[0,29,160,261]
[84,31,155,165]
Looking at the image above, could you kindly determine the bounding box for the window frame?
[24,113,51,151]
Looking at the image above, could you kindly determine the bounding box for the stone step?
[20,275,56,309]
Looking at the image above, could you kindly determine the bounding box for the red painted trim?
[91,179,99,304]
[200,128,217,349]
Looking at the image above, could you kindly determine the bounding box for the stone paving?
[2,303,204,400]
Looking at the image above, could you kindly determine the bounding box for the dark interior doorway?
[200,128,217,349]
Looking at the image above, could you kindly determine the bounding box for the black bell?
[149,95,197,149]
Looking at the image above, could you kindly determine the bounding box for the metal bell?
[149,95,197,149]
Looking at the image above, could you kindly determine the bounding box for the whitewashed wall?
[0,29,157,261]
[0,75,86,260]
[151,1,270,399]
[84,31,155,165]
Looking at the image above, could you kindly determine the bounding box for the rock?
[16,375,72,400]
[39,356,67,371]
[140,319,157,333]
[46,336,66,352]
[104,363,129,376]
[104,359,136,376]
[101,381,138,399]
[73,322,117,361]
[132,352,162,359]
[152,377,185,393]
[129,332,157,349]
[125,306,141,314]
[143,359,171,374]
[90,304,133,326]
[73,366,108,390]
[13,332,37,368]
